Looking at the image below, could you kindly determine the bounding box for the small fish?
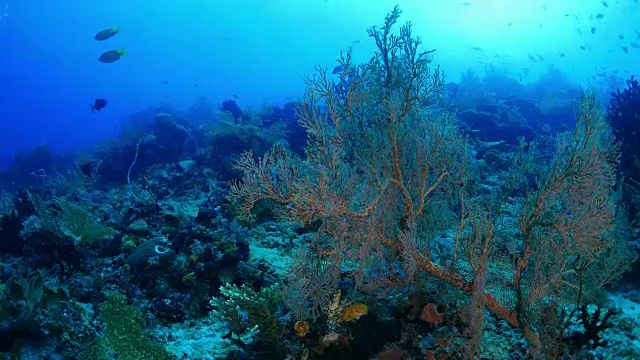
[232,94,239,99]
[98,49,126,63]
[331,64,344,74]
[79,161,96,177]
[559,52,565,57]
[630,42,640,48]
[459,2,472,5]
[94,26,120,41]
[193,83,199,88]
[580,45,586,50]
[162,80,168,85]
[90,98,108,112]
[535,53,544,61]
[507,22,512,26]
[470,46,484,52]
[602,1,608,7]
[527,54,537,61]
[591,27,596,34]
[596,13,604,19]
[622,46,629,53]
[618,34,625,40]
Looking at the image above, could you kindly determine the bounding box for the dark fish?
[79,161,95,177]
[535,53,544,61]
[622,46,629,53]
[162,80,168,84]
[507,22,512,26]
[193,83,199,88]
[98,49,126,63]
[470,46,484,52]
[580,45,586,50]
[94,26,120,41]
[630,42,640,48]
[559,52,565,57]
[591,27,596,34]
[232,94,239,99]
[332,64,344,74]
[91,98,108,112]
[618,34,625,40]
[602,1,608,7]
[596,13,604,19]
[527,54,537,61]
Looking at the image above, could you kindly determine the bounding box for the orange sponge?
[341,303,369,322]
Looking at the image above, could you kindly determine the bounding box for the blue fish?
[91,98,108,112]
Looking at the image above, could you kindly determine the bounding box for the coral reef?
[0,6,637,360]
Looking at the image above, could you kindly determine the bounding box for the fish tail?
[120,48,126,56]
[116,25,121,33]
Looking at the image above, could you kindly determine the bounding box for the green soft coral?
[98,292,175,360]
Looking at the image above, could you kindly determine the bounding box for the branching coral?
[228,6,635,359]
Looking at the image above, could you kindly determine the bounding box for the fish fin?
[116,25,121,33]
[90,104,95,112]
[119,48,126,56]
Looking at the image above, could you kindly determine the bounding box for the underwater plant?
[229,6,635,359]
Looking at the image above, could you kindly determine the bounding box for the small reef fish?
[98,49,126,63]
[94,26,120,41]
[622,46,629,53]
[630,42,640,48]
[332,64,344,74]
[91,98,108,112]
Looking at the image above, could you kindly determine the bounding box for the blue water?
[1,0,638,169]
[1,1,640,359]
